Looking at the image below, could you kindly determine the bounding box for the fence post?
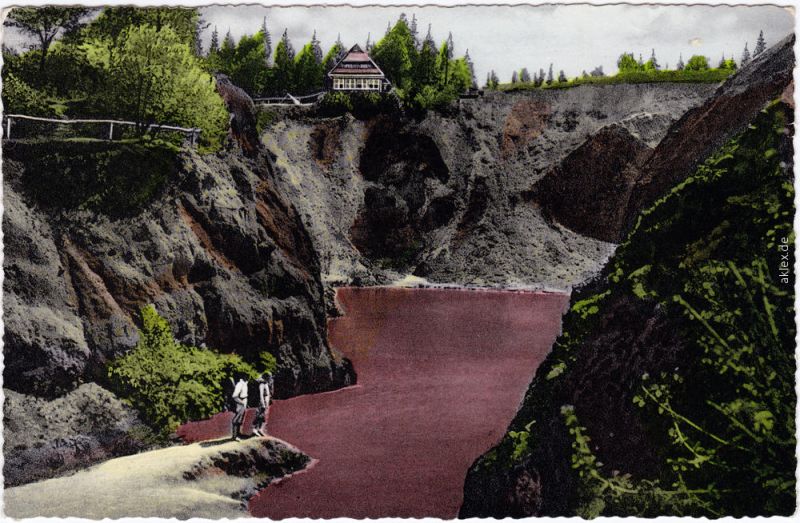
[6,116,11,140]
[108,122,114,141]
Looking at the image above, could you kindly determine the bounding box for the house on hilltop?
[327,44,390,92]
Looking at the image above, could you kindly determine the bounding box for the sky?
[198,3,795,81]
[0,3,794,83]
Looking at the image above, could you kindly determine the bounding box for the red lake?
[179,286,569,518]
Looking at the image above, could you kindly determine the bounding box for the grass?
[496,68,733,92]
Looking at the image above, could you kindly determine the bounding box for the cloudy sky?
[0,2,794,83]
[199,3,794,81]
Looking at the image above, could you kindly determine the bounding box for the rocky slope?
[534,34,795,242]
[4,437,309,518]
[263,83,716,293]
[460,40,795,518]
[3,142,354,484]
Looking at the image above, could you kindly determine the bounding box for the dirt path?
[180,287,568,518]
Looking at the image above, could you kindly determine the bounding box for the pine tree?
[413,24,438,87]
[335,33,345,60]
[365,32,372,53]
[295,39,323,94]
[754,30,766,56]
[638,53,644,68]
[464,49,477,88]
[718,53,726,69]
[537,68,545,87]
[676,53,685,71]
[209,25,219,54]
[490,70,499,89]
[219,28,236,65]
[410,14,418,49]
[222,29,235,52]
[546,63,553,85]
[647,48,660,70]
[273,29,296,94]
[558,69,567,83]
[322,38,344,77]
[520,67,531,83]
[194,14,209,56]
[741,42,751,66]
[438,31,455,86]
[261,18,272,66]
[511,70,518,84]
[485,72,491,89]
[311,30,323,63]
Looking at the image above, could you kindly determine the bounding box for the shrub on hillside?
[107,305,269,437]
[2,72,51,116]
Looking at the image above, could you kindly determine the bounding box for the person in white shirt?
[231,374,248,441]
[252,373,273,437]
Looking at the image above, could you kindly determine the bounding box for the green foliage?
[318,91,353,115]
[83,24,228,148]
[211,30,270,95]
[1,72,51,116]
[108,305,261,436]
[480,102,794,518]
[499,67,732,92]
[271,30,296,95]
[10,141,178,216]
[617,52,640,72]
[294,42,324,95]
[572,103,795,516]
[5,6,90,73]
[371,17,415,90]
[685,55,710,71]
[254,106,277,135]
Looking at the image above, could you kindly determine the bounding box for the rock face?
[263,82,716,290]
[3,383,155,487]
[459,52,795,518]
[535,34,795,243]
[4,437,310,519]
[3,142,354,484]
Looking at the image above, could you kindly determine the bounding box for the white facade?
[331,77,383,91]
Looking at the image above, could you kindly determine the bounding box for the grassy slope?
[464,101,795,517]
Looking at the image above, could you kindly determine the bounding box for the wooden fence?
[252,91,325,106]
[3,114,202,146]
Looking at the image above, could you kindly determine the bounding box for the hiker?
[252,373,273,437]
[231,373,249,441]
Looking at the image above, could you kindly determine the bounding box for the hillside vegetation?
[461,100,795,517]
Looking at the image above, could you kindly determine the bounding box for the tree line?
[203,12,478,107]
[493,30,769,89]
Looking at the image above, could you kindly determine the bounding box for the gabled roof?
[328,44,386,76]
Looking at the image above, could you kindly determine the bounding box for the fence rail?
[3,114,202,146]
[252,91,325,106]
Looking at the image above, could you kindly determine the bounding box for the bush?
[107,305,269,436]
[318,91,353,116]
[2,72,51,116]
[83,24,228,150]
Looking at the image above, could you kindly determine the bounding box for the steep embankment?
[3,437,309,518]
[534,35,795,242]
[3,142,353,485]
[264,83,716,292]
[460,42,795,518]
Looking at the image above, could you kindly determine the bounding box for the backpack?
[222,377,236,411]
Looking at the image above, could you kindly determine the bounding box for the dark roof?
[328,44,386,77]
